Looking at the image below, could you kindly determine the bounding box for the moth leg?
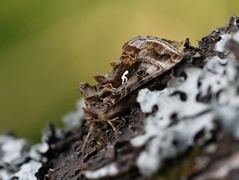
[81,117,119,153]
[106,119,118,141]
[81,121,95,153]
[102,117,120,142]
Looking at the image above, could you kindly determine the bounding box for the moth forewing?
[80,36,184,120]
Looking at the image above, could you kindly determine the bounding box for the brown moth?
[79,36,184,121]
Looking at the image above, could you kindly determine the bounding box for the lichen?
[131,26,239,177]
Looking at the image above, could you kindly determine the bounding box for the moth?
[80,36,184,120]
[79,36,184,151]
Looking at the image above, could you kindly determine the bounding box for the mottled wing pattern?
[79,36,184,120]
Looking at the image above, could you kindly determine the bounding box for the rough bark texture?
[1,16,239,180]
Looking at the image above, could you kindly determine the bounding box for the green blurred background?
[0,0,237,142]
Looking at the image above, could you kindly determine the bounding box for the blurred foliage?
[0,0,237,142]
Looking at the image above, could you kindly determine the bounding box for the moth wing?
[161,38,183,49]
